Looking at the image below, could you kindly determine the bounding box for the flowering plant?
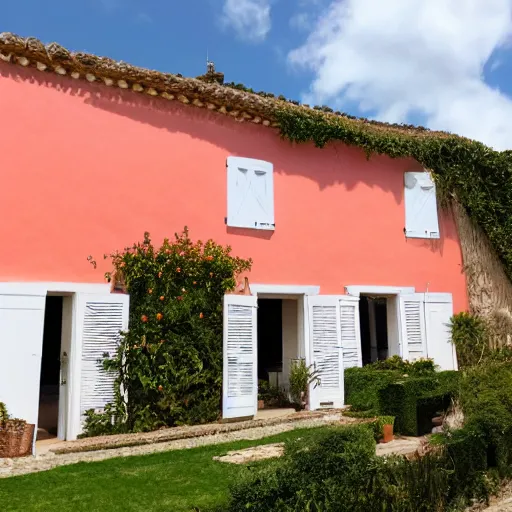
[83,228,251,435]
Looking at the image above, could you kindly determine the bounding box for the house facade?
[0,33,466,443]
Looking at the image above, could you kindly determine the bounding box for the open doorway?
[359,295,389,366]
[256,297,301,410]
[257,299,283,386]
[37,296,63,441]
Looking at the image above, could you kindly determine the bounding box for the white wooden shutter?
[404,171,440,239]
[399,293,427,361]
[0,285,46,431]
[226,156,275,231]
[79,294,129,417]
[425,293,457,370]
[222,294,258,419]
[307,296,344,410]
[339,296,362,369]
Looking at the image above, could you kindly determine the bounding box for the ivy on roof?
[274,105,512,282]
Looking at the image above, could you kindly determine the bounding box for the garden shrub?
[442,427,491,503]
[344,368,402,413]
[458,362,512,477]
[344,357,438,414]
[226,425,377,512]
[367,453,452,512]
[366,355,437,374]
[378,371,459,436]
[223,362,512,511]
[450,312,490,368]
[82,229,251,436]
[226,425,454,512]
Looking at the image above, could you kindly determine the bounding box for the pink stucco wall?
[0,63,468,312]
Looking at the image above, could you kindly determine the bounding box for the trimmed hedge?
[458,363,512,478]
[345,360,459,436]
[344,367,401,413]
[378,371,459,436]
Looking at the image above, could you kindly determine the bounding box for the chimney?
[196,60,224,85]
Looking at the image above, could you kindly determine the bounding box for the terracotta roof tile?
[0,32,459,140]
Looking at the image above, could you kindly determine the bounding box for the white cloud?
[288,0,512,150]
[222,0,271,42]
[290,0,329,32]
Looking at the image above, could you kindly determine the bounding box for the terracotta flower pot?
[0,419,26,458]
[381,423,394,444]
[258,400,265,410]
[19,423,35,457]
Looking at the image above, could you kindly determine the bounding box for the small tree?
[85,228,251,435]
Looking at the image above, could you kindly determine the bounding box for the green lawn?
[0,428,323,512]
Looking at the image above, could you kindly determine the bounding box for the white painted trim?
[0,282,110,295]
[250,284,320,296]
[0,283,47,296]
[424,293,453,303]
[345,285,415,297]
[303,296,310,367]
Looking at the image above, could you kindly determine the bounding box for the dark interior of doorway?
[38,296,63,440]
[257,299,283,386]
[359,295,389,366]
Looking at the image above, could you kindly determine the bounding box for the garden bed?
[51,410,349,455]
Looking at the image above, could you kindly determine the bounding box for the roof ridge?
[0,31,462,140]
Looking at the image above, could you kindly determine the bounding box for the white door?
[0,285,46,450]
[339,296,362,369]
[222,294,258,419]
[399,293,427,361]
[74,293,129,437]
[307,296,344,410]
[425,294,457,370]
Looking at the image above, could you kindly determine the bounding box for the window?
[404,171,440,239]
[226,157,274,230]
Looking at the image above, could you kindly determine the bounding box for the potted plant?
[289,359,320,411]
[0,403,33,458]
[257,380,289,410]
[377,416,395,444]
[257,380,266,410]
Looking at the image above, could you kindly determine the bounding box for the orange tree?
[87,229,251,435]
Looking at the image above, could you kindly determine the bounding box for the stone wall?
[452,200,512,348]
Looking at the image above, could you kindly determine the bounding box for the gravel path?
[0,415,347,478]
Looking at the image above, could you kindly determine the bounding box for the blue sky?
[3,0,512,150]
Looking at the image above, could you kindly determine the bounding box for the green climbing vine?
[274,106,512,280]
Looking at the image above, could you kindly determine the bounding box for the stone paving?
[213,436,426,465]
